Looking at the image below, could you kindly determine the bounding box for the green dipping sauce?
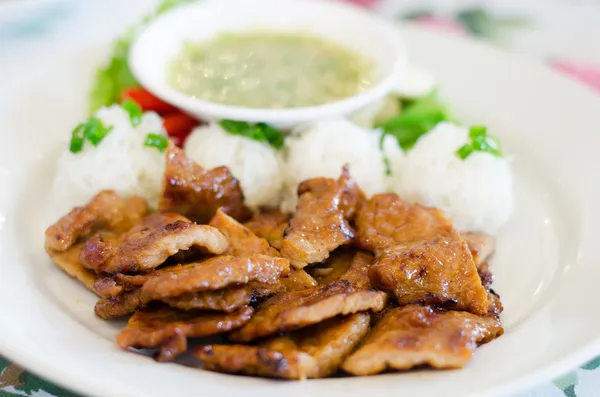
[169,32,373,109]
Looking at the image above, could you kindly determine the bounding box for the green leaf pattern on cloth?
[0,356,77,397]
[554,372,579,397]
[551,357,600,397]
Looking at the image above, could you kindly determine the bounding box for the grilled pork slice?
[229,280,387,343]
[309,249,354,285]
[354,193,455,255]
[45,191,148,252]
[80,213,229,274]
[370,236,490,315]
[341,251,374,290]
[142,255,290,300]
[280,166,363,268]
[196,313,370,379]
[244,210,291,250]
[162,266,317,313]
[163,286,252,313]
[249,267,319,302]
[159,142,251,224]
[46,192,148,293]
[95,289,149,320]
[116,305,254,358]
[93,262,198,297]
[209,209,278,256]
[198,343,315,379]
[156,331,187,363]
[281,268,318,290]
[93,277,127,297]
[209,209,317,298]
[342,305,503,375]
[355,193,490,315]
[48,243,99,293]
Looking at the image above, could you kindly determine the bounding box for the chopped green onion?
[256,122,285,149]
[378,90,453,151]
[69,117,112,153]
[219,119,248,134]
[456,144,474,160]
[469,125,487,140]
[84,117,112,146]
[89,0,196,113]
[456,126,503,160]
[70,124,85,153]
[144,133,169,152]
[379,132,392,175]
[121,99,143,126]
[219,120,285,149]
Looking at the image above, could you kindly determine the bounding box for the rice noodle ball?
[185,123,284,209]
[391,122,514,234]
[282,119,398,212]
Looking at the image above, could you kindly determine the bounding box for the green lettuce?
[88,0,197,114]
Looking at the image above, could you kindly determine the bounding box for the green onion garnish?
[378,90,453,151]
[121,99,143,126]
[144,133,169,152]
[456,144,474,160]
[379,132,392,176]
[70,124,85,153]
[84,117,112,146]
[456,126,503,160]
[69,118,112,153]
[219,120,285,149]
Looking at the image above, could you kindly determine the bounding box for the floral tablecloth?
[1,0,599,396]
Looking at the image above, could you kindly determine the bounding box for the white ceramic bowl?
[129,0,406,127]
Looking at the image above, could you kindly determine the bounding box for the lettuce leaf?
[88,0,197,114]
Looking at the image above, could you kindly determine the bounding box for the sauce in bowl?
[169,32,373,109]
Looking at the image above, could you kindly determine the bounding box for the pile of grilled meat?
[44,141,503,379]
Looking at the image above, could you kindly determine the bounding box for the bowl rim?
[128,0,406,126]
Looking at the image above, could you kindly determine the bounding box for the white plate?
[1,3,600,397]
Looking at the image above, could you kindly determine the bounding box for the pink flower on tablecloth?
[413,16,468,35]
[551,60,600,93]
[342,0,380,8]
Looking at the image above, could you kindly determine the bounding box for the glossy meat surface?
[244,210,291,249]
[162,286,252,312]
[280,167,361,268]
[95,289,149,320]
[45,191,148,252]
[142,255,290,300]
[340,251,374,290]
[80,213,229,274]
[355,193,454,254]
[116,305,254,350]
[342,305,503,375]
[197,313,369,379]
[159,142,251,224]
[369,236,490,315]
[229,280,387,342]
[209,209,278,257]
[310,249,354,285]
[47,243,98,293]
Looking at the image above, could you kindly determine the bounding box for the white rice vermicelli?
[51,105,166,216]
[184,122,284,209]
[281,118,396,212]
[389,122,514,234]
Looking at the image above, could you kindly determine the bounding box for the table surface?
[1,0,599,396]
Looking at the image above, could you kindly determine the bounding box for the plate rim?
[2,21,600,397]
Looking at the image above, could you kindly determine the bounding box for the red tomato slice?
[162,112,200,147]
[120,87,178,115]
